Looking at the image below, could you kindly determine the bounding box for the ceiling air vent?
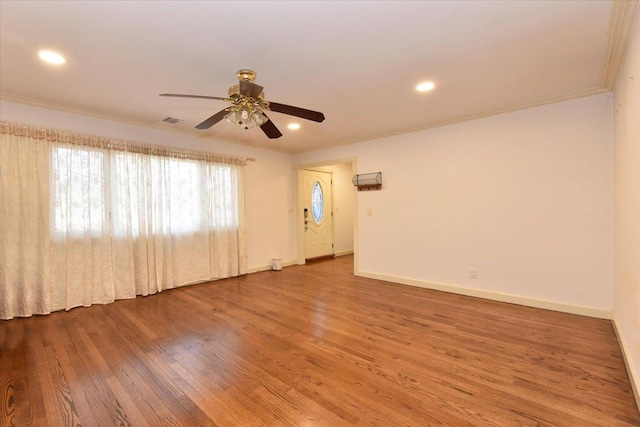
[163,117,181,124]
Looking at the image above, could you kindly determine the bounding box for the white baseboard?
[612,317,640,413]
[247,259,297,274]
[334,249,354,257]
[356,270,612,319]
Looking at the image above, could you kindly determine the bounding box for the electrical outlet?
[470,269,478,279]
[366,207,373,216]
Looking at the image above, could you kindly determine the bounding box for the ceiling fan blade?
[260,114,283,139]
[267,102,325,122]
[239,80,264,98]
[195,109,228,129]
[160,93,227,101]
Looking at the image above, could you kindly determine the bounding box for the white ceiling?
[0,1,615,153]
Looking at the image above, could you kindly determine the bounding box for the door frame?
[295,158,358,273]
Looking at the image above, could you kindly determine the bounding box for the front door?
[301,169,333,260]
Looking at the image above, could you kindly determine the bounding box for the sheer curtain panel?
[0,122,247,320]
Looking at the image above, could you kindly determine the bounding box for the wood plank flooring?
[1,255,639,426]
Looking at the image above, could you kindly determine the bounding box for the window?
[52,146,105,236]
[206,163,237,228]
[111,153,206,236]
[52,145,240,239]
[311,181,324,224]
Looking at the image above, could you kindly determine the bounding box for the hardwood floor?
[1,255,639,426]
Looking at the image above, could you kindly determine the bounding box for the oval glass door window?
[311,181,324,224]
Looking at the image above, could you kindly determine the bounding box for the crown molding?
[293,87,609,154]
[2,86,609,157]
[601,0,639,90]
[415,87,610,131]
[0,92,294,154]
[0,91,190,135]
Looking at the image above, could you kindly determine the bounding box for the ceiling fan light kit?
[224,108,268,129]
[160,69,325,139]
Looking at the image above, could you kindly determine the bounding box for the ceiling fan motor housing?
[236,69,256,82]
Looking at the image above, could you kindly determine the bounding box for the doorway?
[296,160,356,267]
[300,169,334,260]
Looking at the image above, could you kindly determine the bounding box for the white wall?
[613,7,640,408]
[294,94,614,316]
[0,100,297,270]
[332,162,355,255]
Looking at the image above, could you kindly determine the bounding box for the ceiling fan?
[160,69,325,139]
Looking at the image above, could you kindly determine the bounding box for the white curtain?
[0,123,247,320]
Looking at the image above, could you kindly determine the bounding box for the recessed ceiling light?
[287,123,301,130]
[38,50,66,65]
[416,81,435,92]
